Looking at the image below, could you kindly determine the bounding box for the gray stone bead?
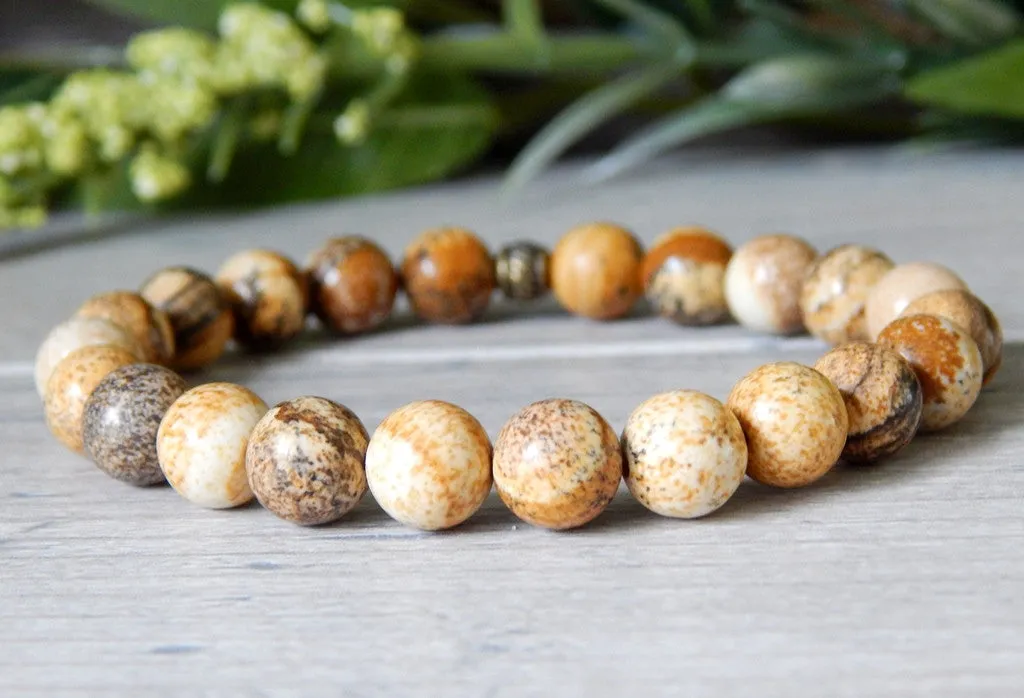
[495,242,550,301]
[82,363,187,486]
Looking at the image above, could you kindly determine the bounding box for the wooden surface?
[1,148,1022,696]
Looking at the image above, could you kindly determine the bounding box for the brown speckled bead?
[401,228,495,324]
[641,227,732,326]
[726,362,848,488]
[724,234,818,335]
[800,245,894,344]
[75,291,175,365]
[495,242,550,301]
[44,344,139,454]
[865,262,966,339]
[82,363,186,485]
[215,249,309,349]
[550,222,643,320]
[365,400,492,530]
[246,396,369,525]
[306,236,398,334]
[877,315,983,432]
[901,289,1003,386]
[814,343,922,464]
[140,267,234,371]
[493,398,621,530]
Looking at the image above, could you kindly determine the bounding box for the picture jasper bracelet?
[36,224,1004,530]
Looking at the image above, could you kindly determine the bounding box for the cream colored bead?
[724,234,817,335]
[622,390,747,518]
[800,245,893,344]
[865,262,966,339]
[365,400,492,530]
[157,383,267,509]
[35,317,140,397]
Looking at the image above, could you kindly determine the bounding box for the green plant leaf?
[907,0,1019,45]
[82,0,300,29]
[504,62,681,191]
[907,40,1024,119]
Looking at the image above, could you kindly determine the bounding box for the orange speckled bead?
[640,227,732,326]
[901,289,1003,386]
[724,234,818,335]
[865,262,966,340]
[493,398,622,530]
[75,290,175,365]
[216,249,309,349]
[140,267,234,371]
[877,314,983,432]
[306,236,398,334]
[800,245,894,345]
[550,222,643,320]
[400,228,495,324]
[726,362,848,488]
[44,344,139,454]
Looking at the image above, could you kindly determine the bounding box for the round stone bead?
[34,316,140,397]
[877,315,982,432]
[400,228,495,324]
[157,383,268,509]
[726,362,848,488]
[550,222,643,320]
[215,249,309,349]
[140,267,234,371]
[640,227,732,326]
[901,289,1003,386]
[493,398,621,530]
[622,390,747,518]
[306,236,398,334]
[75,290,175,365]
[246,396,369,525]
[800,245,894,344]
[813,343,922,464]
[44,344,139,454]
[724,234,818,335]
[82,363,186,485]
[865,262,966,340]
[365,400,492,531]
[495,242,550,301]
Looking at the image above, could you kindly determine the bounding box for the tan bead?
[216,249,309,349]
[800,245,894,344]
[157,383,267,509]
[400,228,495,324]
[140,267,234,371]
[550,222,643,320]
[493,398,621,529]
[622,390,747,518]
[34,317,140,398]
[365,400,492,530]
[724,234,818,335]
[901,290,1003,386]
[814,343,922,464]
[640,227,732,326]
[306,236,398,334]
[44,344,139,454]
[865,262,966,340]
[75,291,175,365]
[877,315,982,432]
[726,362,848,488]
[246,396,369,525]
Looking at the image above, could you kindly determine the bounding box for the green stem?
[0,45,125,73]
[207,98,248,183]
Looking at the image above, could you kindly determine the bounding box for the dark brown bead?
[401,227,495,324]
[306,237,398,334]
[495,242,550,301]
[140,267,234,371]
[215,249,309,349]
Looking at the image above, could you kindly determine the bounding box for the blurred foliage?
[2,0,1024,228]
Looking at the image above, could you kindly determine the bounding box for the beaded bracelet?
[36,224,1003,531]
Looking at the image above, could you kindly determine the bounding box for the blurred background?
[1,0,1022,231]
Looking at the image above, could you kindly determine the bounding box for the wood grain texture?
[1,149,1022,696]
